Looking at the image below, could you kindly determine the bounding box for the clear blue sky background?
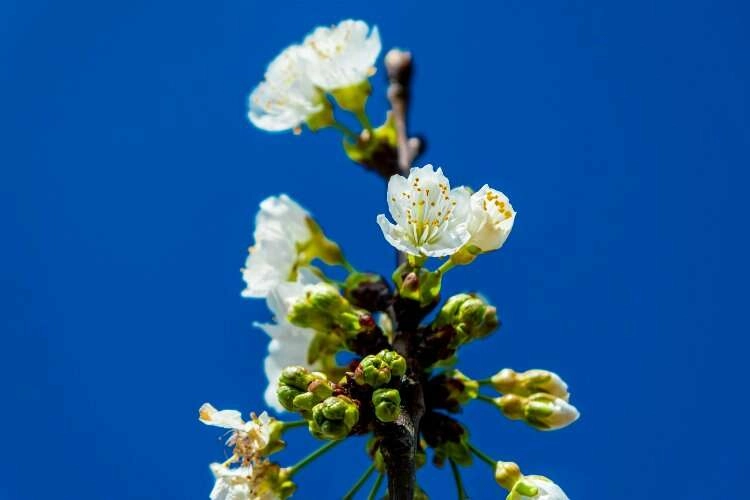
[2,0,748,498]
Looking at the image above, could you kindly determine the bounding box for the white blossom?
[209,463,279,500]
[303,19,381,91]
[241,195,312,299]
[248,45,325,132]
[255,271,320,412]
[466,184,516,252]
[199,404,273,456]
[513,476,569,500]
[377,165,471,257]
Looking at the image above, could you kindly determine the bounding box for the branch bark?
[376,48,425,500]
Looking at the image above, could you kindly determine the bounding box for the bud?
[392,264,443,307]
[287,283,372,337]
[496,393,580,431]
[445,370,479,405]
[309,396,360,440]
[494,461,522,490]
[277,384,304,412]
[434,293,499,345]
[354,349,407,387]
[490,368,570,401]
[277,367,336,414]
[277,366,315,411]
[279,366,314,390]
[372,388,401,423]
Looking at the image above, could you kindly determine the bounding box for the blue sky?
[2,0,748,498]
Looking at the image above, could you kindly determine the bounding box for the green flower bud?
[490,368,570,400]
[496,393,580,431]
[276,384,304,412]
[309,396,360,440]
[434,293,499,345]
[392,263,443,307]
[292,391,321,411]
[372,388,401,423]
[354,349,407,387]
[494,461,522,491]
[288,283,372,337]
[307,377,334,400]
[279,366,314,391]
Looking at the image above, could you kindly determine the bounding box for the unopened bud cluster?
[486,368,579,431]
[354,349,407,387]
[277,366,360,440]
[287,283,374,338]
[434,293,500,347]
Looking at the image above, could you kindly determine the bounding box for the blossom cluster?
[199,18,579,500]
[248,20,381,133]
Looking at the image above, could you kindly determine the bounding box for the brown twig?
[385,49,421,175]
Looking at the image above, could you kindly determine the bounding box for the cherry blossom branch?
[376,48,426,500]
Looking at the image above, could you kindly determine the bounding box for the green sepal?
[330,80,371,113]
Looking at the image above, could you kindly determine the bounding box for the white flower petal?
[248,45,323,132]
[241,195,313,299]
[521,475,569,500]
[303,20,381,90]
[209,464,254,500]
[199,403,245,430]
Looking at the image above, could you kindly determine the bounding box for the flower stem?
[333,120,359,141]
[477,377,494,386]
[355,110,373,133]
[343,463,376,500]
[341,259,356,273]
[449,459,469,500]
[437,259,456,275]
[467,442,496,468]
[477,393,498,406]
[288,439,342,476]
[280,420,307,431]
[367,471,385,500]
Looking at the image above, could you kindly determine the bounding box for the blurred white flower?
[303,19,381,91]
[255,271,320,412]
[377,164,471,257]
[509,475,569,500]
[466,184,516,252]
[209,464,253,500]
[248,45,325,132]
[199,404,273,457]
[241,195,311,299]
[209,463,279,500]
